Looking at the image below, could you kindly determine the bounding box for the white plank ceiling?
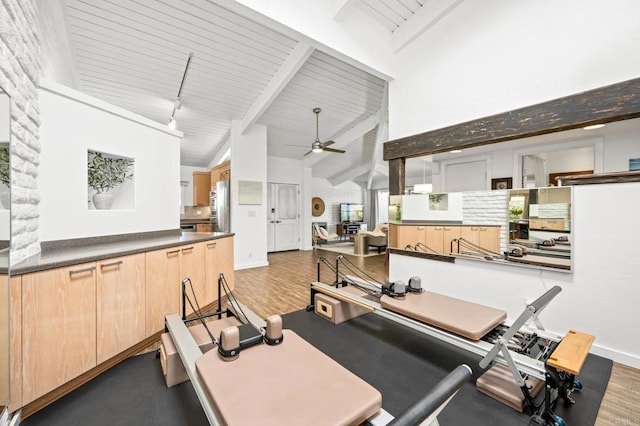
[47,0,394,186]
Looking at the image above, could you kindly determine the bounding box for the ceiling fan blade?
[303,149,313,156]
[322,140,336,147]
[322,147,345,154]
[287,144,310,148]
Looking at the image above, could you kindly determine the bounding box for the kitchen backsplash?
[182,206,211,218]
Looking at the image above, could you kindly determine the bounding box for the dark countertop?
[11,230,234,275]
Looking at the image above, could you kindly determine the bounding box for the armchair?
[313,223,338,246]
[359,223,388,253]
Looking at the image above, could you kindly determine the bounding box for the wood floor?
[235,249,640,426]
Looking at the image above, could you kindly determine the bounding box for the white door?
[267,183,299,252]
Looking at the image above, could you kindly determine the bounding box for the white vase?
[93,192,114,210]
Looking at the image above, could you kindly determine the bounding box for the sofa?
[359,223,388,253]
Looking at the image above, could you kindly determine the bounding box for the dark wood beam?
[388,158,405,195]
[558,170,640,186]
[384,77,640,161]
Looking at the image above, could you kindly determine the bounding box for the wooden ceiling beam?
[240,41,314,134]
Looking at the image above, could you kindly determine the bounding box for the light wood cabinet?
[460,226,500,254]
[22,262,97,404]
[425,226,461,254]
[394,225,426,249]
[96,254,146,364]
[180,243,206,317]
[144,243,206,335]
[145,247,182,336]
[204,237,235,306]
[9,276,21,412]
[529,219,566,231]
[210,160,230,187]
[196,223,212,232]
[193,171,211,206]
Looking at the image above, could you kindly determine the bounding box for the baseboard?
[591,342,640,369]
[234,260,269,270]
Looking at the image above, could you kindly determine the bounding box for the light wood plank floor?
[235,249,640,426]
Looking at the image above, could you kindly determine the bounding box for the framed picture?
[491,177,512,190]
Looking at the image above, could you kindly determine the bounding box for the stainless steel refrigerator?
[215,180,230,233]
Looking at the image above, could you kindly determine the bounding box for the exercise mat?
[282,309,612,426]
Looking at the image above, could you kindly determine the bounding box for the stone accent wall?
[462,190,509,251]
[0,0,41,264]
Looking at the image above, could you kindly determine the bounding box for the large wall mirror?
[0,87,10,415]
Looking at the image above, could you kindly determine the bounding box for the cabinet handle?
[181,246,194,253]
[69,266,96,276]
[471,227,479,231]
[100,260,123,269]
[435,227,443,231]
[480,227,488,231]
[417,227,425,230]
[166,249,180,256]
[207,242,217,248]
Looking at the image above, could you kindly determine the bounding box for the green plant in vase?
[509,206,524,219]
[0,146,9,209]
[429,193,445,210]
[88,151,134,209]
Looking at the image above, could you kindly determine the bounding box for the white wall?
[603,130,640,172]
[231,121,268,269]
[0,94,8,142]
[389,1,640,141]
[389,181,640,368]
[312,178,364,234]
[38,82,182,241]
[180,165,209,213]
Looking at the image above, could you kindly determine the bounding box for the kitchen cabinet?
[425,226,461,254]
[9,276,21,412]
[145,243,206,336]
[394,225,426,249]
[193,171,211,206]
[210,160,230,187]
[529,219,567,231]
[204,236,234,306]
[196,223,212,232]
[460,226,500,254]
[96,254,146,363]
[21,262,97,404]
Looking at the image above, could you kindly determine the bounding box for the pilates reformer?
[450,237,502,260]
[308,256,594,426]
[165,272,473,425]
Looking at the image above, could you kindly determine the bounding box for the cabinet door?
[22,262,97,404]
[145,248,181,336]
[425,226,443,254]
[96,254,146,364]
[9,276,21,412]
[478,227,500,253]
[204,237,235,306]
[442,226,461,254]
[396,226,425,249]
[180,243,206,316]
[192,172,211,206]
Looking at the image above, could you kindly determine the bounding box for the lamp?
[167,52,193,129]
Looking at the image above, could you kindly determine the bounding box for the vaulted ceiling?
[39,0,461,188]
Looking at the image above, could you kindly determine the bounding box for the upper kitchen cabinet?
[210,161,230,188]
[192,171,211,206]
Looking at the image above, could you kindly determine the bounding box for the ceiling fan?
[303,107,345,156]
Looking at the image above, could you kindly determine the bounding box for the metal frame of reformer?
[167,297,472,426]
[309,281,563,383]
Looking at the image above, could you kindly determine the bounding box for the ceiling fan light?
[168,118,177,129]
[312,141,323,153]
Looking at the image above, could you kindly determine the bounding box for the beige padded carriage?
[476,363,544,412]
[380,291,506,341]
[195,329,382,425]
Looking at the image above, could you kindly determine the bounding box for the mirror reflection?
[0,88,9,414]
[389,186,572,272]
[506,187,572,270]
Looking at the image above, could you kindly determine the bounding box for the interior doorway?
[267,183,300,252]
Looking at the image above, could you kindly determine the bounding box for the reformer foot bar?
[166,301,473,426]
[309,281,593,425]
[166,273,473,425]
